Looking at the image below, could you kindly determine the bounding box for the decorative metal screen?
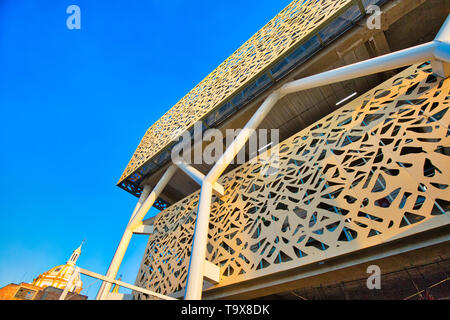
[119,0,356,186]
[135,63,450,298]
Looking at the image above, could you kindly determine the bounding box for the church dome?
[32,241,84,294]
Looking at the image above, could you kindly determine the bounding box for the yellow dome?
[32,264,83,293]
[32,241,84,294]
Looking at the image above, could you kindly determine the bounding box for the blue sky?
[0,0,291,298]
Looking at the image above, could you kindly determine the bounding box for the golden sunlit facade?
[118,0,360,196]
[134,62,450,299]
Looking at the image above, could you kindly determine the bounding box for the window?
[14,287,36,300]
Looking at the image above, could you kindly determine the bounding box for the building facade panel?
[134,62,450,298]
[118,0,361,188]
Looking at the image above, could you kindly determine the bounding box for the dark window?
[14,287,36,300]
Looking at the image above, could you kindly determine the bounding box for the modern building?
[0,242,87,300]
[97,0,450,300]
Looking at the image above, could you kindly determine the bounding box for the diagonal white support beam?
[59,266,80,300]
[175,161,225,197]
[132,223,154,235]
[80,267,177,300]
[435,14,450,44]
[432,59,450,78]
[432,14,450,78]
[97,164,177,300]
[127,164,178,231]
[203,260,220,284]
[184,92,281,300]
[279,42,437,96]
[127,185,153,225]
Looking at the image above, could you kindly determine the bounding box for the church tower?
[67,240,83,266]
[32,241,84,293]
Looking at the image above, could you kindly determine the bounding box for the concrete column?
[97,165,177,300]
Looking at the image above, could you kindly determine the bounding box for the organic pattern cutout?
[119,0,354,186]
[134,63,450,299]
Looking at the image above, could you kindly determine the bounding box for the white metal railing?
[60,266,176,300]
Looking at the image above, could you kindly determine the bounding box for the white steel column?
[175,161,225,196]
[435,14,450,44]
[432,14,450,78]
[127,165,178,231]
[184,92,283,300]
[184,18,450,299]
[80,267,177,300]
[96,185,151,300]
[97,164,177,300]
[59,266,80,300]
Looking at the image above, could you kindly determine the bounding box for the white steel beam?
[132,223,154,235]
[59,266,80,300]
[279,42,438,96]
[203,260,220,284]
[184,91,282,300]
[96,183,151,300]
[80,267,177,300]
[96,164,177,300]
[432,59,450,78]
[432,15,450,78]
[435,14,450,44]
[175,161,225,197]
[127,164,178,231]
